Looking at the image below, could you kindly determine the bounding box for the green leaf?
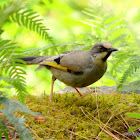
[128,125,140,132]
[126,113,140,119]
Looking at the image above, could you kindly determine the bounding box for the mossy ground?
[24,92,140,140]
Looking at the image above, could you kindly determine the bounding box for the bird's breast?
[49,61,107,88]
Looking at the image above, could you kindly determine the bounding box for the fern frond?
[81,3,139,91]
[80,20,104,31]
[0,96,39,139]
[117,57,140,90]
[82,9,102,20]
[110,50,135,75]
[5,61,27,102]
[0,1,25,26]
[0,39,27,102]
[10,9,55,44]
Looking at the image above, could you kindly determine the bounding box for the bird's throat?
[102,52,111,62]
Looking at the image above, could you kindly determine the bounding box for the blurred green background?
[1,0,140,95]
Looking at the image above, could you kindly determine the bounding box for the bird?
[5,42,118,102]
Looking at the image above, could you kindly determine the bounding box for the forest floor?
[24,91,140,140]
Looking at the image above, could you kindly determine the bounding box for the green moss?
[25,93,140,139]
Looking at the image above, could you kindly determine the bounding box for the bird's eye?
[98,45,103,50]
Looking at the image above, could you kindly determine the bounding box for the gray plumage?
[12,42,118,102]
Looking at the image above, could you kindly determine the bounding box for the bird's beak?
[108,47,118,52]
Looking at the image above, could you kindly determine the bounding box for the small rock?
[55,86,117,94]
[128,103,137,106]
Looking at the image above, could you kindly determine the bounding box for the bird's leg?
[50,76,56,102]
[74,88,83,96]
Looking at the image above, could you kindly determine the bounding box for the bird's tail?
[16,56,51,65]
[0,55,52,68]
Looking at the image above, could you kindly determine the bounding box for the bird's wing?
[39,51,86,75]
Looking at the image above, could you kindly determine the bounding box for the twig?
[24,123,41,139]
[79,107,120,140]
[85,108,129,140]
[5,45,18,68]
[117,83,140,87]
[120,114,130,128]
[95,88,100,120]
[35,104,131,139]
[67,130,89,140]
[29,79,48,90]
[70,116,79,140]
[120,115,138,139]
[80,107,131,140]
[96,113,114,139]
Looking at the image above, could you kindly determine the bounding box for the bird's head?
[90,42,118,62]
